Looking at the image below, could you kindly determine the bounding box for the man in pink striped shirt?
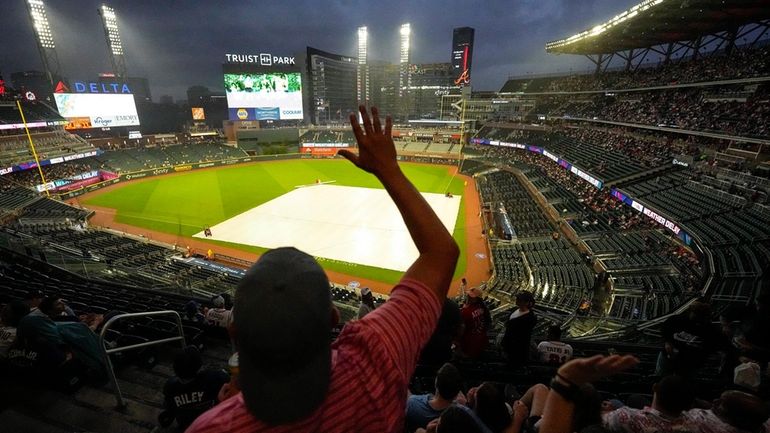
[186,106,460,433]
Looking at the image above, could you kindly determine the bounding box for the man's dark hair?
[436,405,482,433]
[573,383,602,431]
[1,300,30,327]
[38,295,61,316]
[173,346,203,380]
[474,382,510,433]
[24,289,44,300]
[718,391,770,432]
[435,363,462,400]
[547,325,562,341]
[655,375,694,415]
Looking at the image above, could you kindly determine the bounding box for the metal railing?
[99,310,187,407]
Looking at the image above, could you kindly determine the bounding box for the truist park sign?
[225,53,296,66]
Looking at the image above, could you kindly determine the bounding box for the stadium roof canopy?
[546,0,770,55]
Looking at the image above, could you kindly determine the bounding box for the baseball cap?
[212,296,225,308]
[361,287,371,296]
[234,247,332,424]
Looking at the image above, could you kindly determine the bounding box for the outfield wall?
[56,154,299,200]
[56,153,464,200]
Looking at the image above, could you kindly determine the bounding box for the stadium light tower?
[357,26,369,104]
[25,0,62,86]
[399,23,411,98]
[99,4,127,78]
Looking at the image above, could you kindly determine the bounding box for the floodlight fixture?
[357,26,368,65]
[27,0,56,49]
[100,4,124,56]
[99,4,127,77]
[399,23,412,98]
[357,26,369,103]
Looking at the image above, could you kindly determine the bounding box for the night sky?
[0,0,640,100]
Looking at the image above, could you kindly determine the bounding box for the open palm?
[338,106,399,178]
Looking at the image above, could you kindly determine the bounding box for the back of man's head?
[436,405,482,433]
[173,346,202,380]
[435,363,462,400]
[2,300,30,327]
[38,296,60,316]
[547,325,562,341]
[716,390,770,432]
[687,301,711,324]
[234,247,332,425]
[474,382,511,433]
[654,375,694,415]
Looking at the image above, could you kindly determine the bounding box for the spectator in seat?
[183,300,206,324]
[602,375,694,433]
[513,380,603,433]
[536,354,640,433]
[185,106,459,432]
[459,287,491,359]
[468,382,511,433]
[1,300,30,359]
[502,291,537,367]
[657,301,721,376]
[537,325,573,365]
[24,289,44,312]
[734,289,770,364]
[159,345,229,430]
[357,287,376,319]
[683,390,770,433]
[17,295,107,385]
[419,298,462,368]
[416,405,484,433]
[508,383,550,433]
[405,362,464,432]
[204,296,232,328]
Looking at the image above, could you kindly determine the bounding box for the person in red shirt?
[185,106,459,433]
[458,287,491,359]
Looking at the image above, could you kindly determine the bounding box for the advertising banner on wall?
[54,93,140,129]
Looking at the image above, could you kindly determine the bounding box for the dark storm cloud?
[0,0,639,100]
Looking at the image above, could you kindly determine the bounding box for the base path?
[72,161,490,297]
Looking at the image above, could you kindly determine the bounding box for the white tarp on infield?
[193,184,461,272]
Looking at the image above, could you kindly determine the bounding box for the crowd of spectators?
[3,107,769,433]
[556,85,770,138]
[472,143,653,231]
[2,291,109,389]
[544,45,770,92]
[556,126,697,169]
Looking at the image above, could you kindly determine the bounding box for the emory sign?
[225,53,296,66]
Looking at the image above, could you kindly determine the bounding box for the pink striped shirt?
[185,278,442,433]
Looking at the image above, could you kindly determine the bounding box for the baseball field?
[81,159,470,285]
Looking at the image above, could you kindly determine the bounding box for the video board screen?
[451,27,475,86]
[54,93,140,129]
[224,72,303,121]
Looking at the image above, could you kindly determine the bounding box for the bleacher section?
[0,131,95,167]
[477,170,554,238]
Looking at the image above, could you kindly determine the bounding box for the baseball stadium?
[1,0,770,432]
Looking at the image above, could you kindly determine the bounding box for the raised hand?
[338,105,399,178]
[557,354,639,386]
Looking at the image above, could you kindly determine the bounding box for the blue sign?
[254,107,280,120]
[73,82,132,94]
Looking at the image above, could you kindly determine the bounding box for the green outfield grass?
[83,159,467,284]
